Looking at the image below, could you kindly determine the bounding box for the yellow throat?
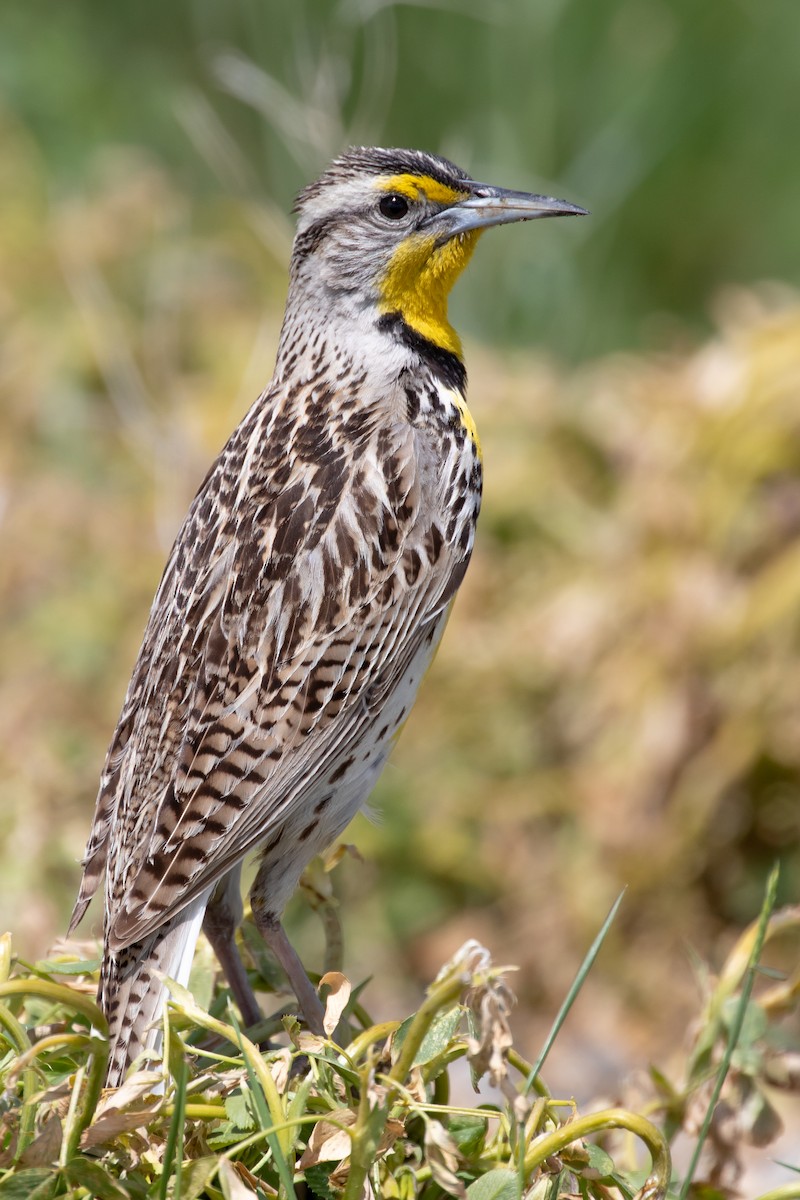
[376,173,481,357]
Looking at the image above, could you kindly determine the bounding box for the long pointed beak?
[430,183,588,243]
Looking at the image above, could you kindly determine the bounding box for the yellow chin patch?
[379,227,480,356]
[376,173,479,356]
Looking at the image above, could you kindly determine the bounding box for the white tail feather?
[102,887,212,1086]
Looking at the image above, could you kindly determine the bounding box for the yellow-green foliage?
[1,923,672,1199]
[0,876,795,1199]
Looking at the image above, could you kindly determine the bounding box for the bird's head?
[291,147,587,358]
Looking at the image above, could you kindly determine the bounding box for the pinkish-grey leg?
[203,869,263,1031]
[250,906,326,1036]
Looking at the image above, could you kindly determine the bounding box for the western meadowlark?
[69,146,586,1085]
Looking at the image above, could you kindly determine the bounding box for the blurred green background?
[5,0,800,357]
[2,0,800,1086]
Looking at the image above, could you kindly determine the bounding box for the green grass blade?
[0,979,107,1033]
[677,863,780,1200]
[160,1051,188,1200]
[230,1015,296,1200]
[523,889,625,1093]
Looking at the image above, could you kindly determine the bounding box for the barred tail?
[100,890,211,1087]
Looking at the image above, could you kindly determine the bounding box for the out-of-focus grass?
[3,0,800,358]
[2,113,800,1092]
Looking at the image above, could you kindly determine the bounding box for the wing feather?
[81,391,466,950]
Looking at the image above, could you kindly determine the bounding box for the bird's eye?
[379,193,410,220]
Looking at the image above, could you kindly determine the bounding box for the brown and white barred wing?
[77,403,461,953]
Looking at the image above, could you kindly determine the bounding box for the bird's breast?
[404,375,483,548]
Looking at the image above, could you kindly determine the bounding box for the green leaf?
[303,1162,337,1200]
[647,1064,676,1099]
[524,1175,555,1200]
[63,1157,131,1199]
[286,1073,315,1154]
[448,1113,487,1158]
[33,958,101,976]
[721,996,767,1047]
[170,1156,220,1200]
[584,1142,615,1177]
[240,921,287,990]
[466,1168,521,1200]
[0,1169,59,1199]
[186,938,216,1013]
[392,1006,462,1068]
[224,1093,257,1132]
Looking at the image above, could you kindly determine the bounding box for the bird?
[69,146,587,1086]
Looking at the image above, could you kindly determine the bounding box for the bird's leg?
[203,869,263,1031]
[251,905,326,1036]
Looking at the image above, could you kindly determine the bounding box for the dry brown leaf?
[365,1077,389,1109]
[329,1159,354,1191]
[19,1112,63,1167]
[299,1107,403,1174]
[465,965,516,1091]
[424,1120,467,1200]
[320,972,351,1037]
[403,1066,427,1105]
[83,1070,164,1148]
[232,1159,277,1194]
[295,1030,326,1055]
[94,1070,163,1115]
[298,1107,356,1168]
[218,1156,260,1197]
[83,1106,164,1149]
[270,1048,292,1093]
[29,1081,72,1108]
